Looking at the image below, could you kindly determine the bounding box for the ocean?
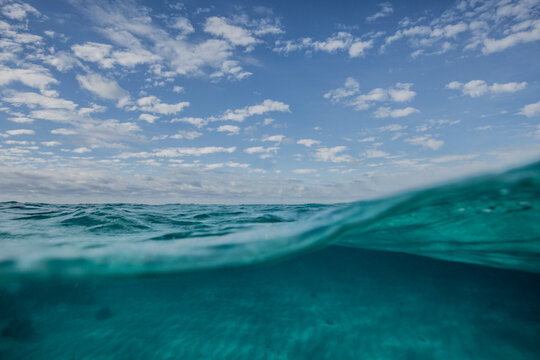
[0,161,539,359]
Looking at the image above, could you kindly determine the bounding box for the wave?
[1,161,539,280]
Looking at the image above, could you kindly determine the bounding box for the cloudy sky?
[0,0,539,203]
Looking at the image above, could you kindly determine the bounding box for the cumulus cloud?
[262,134,285,143]
[324,79,417,111]
[72,42,115,68]
[244,146,278,154]
[314,146,353,163]
[117,146,236,159]
[50,119,143,148]
[243,146,279,159]
[274,32,373,58]
[377,124,407,131]
[76,73,130,106]
[381,0,540,57]
[1,2,40,20]
[215,99,290,122]
[3,91,77,110]
[171,117,207,128]
[430,154,477,163]
[210,60,252,81]
[217,125,241,134]
[73,147,91,153]
[292,168,317,174]
[170,16,195,36]
[139,114,158,123]
[41,141,61,147]
[446,80,527,97]
[4,129,35,136]
[363,148,390,159]
[0,65,58,90]
[297,139,321,147]
[71,2,281,81]
[136,96,189,115]
[519,100,540,117]
[405,135,444,150]
[374,106,419,118]
[204,17,259,48]
[170,130,202,140]
[366,2,393,22]
[482,19,540,54]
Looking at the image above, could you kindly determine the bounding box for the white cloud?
[378,124,407,131]
[262,134,285,143]
[1,2,40,20]
[139,114,159,123]
[388,83,416,102]
[204,16,259,48]
[5,129,35,136]
[314,146,353,163]
[136,96,189,115]
[263,118,275,126]
[7,116,34,123]
[40,51,78,72]
[73,147,91,154]
[74,2,266,81]
[461,80,488,97]
[216,99,290,122]
[430,154,477,163]
[217,125,241,134]
[41,141,61,147]
[243,146,278,158]
[325,79,417,111]
[446,80,527,97]
[297,139,321,147]
[358,137,376,142]
[274,32,373,58]
[2,91,77,110]
[323,77,360,103]
[171,17,194,36]
[519,100,540,117]
[51,128,77,136]
[349,40,374,58]
[50,119,143,148]
[72,41,160,69]
[0,65,58,90]
[29,109,74,122]
[204,162,250,170]
[381,1,540,57]
[170,130,202,140]
[363,148,390,158]
[482,19,540,54]
[72,42,114,68]
[117,146,236,159]
[210,60,252,81]
[76,73,130,106]
[374,106,419,118]
[366,2,393,22]
[490,82,528,93]
[292,169,317,174]
[405,135,444,150]
[244,146,278,154]
[171,117,207,128]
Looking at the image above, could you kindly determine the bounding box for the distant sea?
[1,161,539,359]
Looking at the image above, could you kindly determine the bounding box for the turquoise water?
[1,162,539,359]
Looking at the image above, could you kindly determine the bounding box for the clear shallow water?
[0,162,540,359]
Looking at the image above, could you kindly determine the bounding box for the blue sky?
[1,0,539,203]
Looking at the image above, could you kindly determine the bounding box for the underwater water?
[0,162,539,359]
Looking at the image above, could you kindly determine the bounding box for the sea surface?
[0,162,539,359]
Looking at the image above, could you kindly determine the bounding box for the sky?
[0,0,539,204]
